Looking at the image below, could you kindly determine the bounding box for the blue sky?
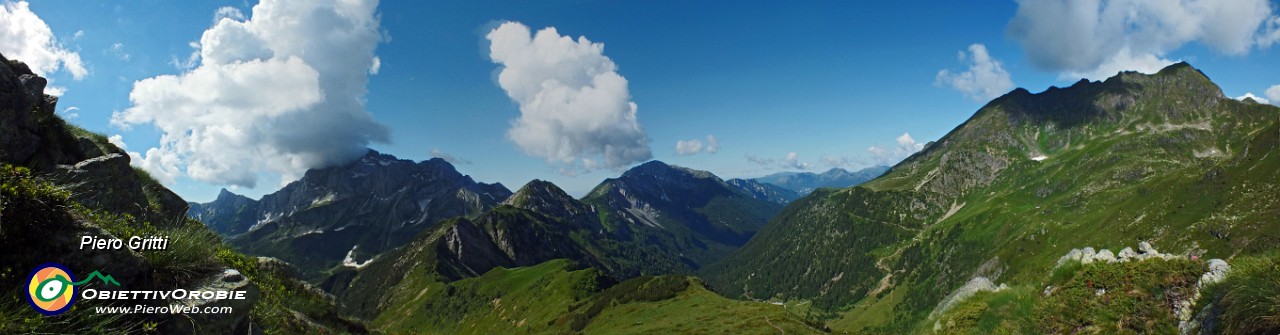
[5,0,1279,202]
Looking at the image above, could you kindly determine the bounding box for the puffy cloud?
[486,21,651,173]
[129,148,181,185]
[1236,92,1270,104]
[1267,85,1280,105]
[675,140,702,155]
[113,0,388,188]
[0,1,86,79]
[107,134,126,150]
[1261,17,1280,47]
[430,148,471,165]
[1008,0,1279,80]
[213,7,244,22]
[936,44,1015,102]
[169,42,200,70]
[674,135,719,156]
[781,152,810,170]
[868,132,926,166]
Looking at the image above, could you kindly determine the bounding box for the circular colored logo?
[26,263,77,316]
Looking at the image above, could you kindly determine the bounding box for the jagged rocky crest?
[192,149,512,279]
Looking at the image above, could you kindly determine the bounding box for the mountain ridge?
[191,149,513,279]
[702,62,1280,332]
[754,165,890,195]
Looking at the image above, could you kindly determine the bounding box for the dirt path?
[763,315,784,335]
[867,245,904,296]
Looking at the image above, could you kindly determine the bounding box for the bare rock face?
[54,154,150,217]
[160,268,261,335]
[191,151,512,278]
[0,55,45,164]
[1094,249,1117,263]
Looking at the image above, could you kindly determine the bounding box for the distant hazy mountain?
[189,149,512,278]
[754,166,889,195]
[725,178,801,205]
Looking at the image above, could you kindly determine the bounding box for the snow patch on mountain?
[342,245,375,269]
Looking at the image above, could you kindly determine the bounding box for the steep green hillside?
[363,259,823,334]
[584,161,783,270]
[704,63,1280,333]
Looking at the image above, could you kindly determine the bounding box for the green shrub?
[1204,253,1280,335]
[1035,258,1203,334]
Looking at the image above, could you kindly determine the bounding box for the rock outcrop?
[1056,242,1181,267]
[0,53,279,334]
[160,269,261,335]
[0,52,188,224]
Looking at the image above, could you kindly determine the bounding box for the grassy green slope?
[368,259,822,335]
[576,278,822,335]
[703,63,1280,333]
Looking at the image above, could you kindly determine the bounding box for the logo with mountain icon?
[25,262,120,316]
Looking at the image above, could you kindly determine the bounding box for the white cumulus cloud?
[936,44,1015,102]
[1008,0,1280,80]
[675,135,718,156]
[112,0,388,188]
[1236,92,1270,104]
[213,6,245,22]
[675,140,702,155]
[0,0,87,94]
[107,134,126,150]
[486,21,651,174]
[1267,85,1280,105]
[868,132,926,166]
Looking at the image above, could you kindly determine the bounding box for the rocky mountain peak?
[622,160,718,181]
[503,179,587,218]
[216,188,245,201]
[195,149,511,277]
